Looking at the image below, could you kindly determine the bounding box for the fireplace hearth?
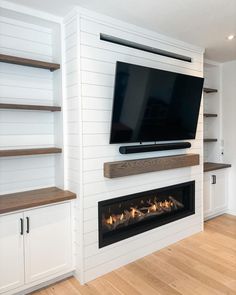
[98,181,195,248]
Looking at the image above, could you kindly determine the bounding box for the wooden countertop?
[0,187,76,214]
[204,162,231,172]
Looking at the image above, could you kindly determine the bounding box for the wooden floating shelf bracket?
[104,154,200,178]
[0,54,60,72]
[0,147,62,157]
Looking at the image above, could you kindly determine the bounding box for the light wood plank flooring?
[33,214,236,295]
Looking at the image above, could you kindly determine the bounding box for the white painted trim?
[204,209,227,221]
[226,209,236,216]
[74,7,204,55]
[0,0,63,24]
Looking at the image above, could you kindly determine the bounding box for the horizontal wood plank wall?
[66,9,204,283]
[64,13,82,281]
[0,16,57,194]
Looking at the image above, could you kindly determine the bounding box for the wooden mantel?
[104,154,200,178]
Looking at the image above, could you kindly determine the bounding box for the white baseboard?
[226,209,236,216]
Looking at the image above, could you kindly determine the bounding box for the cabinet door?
[0,213,24,293]
[212,170,228,212]
[24,203,72,284]
[203,172,213,218]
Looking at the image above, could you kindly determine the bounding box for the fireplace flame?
[104,196,183,231]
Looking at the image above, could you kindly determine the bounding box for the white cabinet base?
[0,202,74,295]
[204,169,228,220]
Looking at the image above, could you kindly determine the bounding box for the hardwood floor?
[33,214,236,295]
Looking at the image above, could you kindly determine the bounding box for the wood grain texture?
[104,154,200,178]
[203,87,218,93]
[204,162,231,172]
[32,214,236,295]
[0,148,62,157]
[0,187,76,214]
[0,103,61,112]
[0,54,60,71]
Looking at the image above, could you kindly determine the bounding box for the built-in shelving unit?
[0,54,60,71]
[0,187,76,214]
[0,148,62,157]
[0,103,61,112]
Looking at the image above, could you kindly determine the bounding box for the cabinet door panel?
[203,172,212,218]
[24,203,72,284]
[0,213,24,293]
[212,170,227,211]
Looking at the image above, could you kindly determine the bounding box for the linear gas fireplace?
[98,181,195,248]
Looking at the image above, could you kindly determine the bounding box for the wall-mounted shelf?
[0,187,76,214]
[203,87,218,93]
[0,148,62,157]
[204,139,218,142]
[204,113,217,117]
[0,103,61,112]
[204,162,231,172]
[0,54,60,72]
[104,154,200,178]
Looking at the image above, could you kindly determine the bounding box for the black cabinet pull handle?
[20,218,24,235]
[26,217,30,233]
[212,175,216,184]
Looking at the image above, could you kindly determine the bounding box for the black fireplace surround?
[98,181,195,248]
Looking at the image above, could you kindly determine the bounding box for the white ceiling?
[6,0,236,62]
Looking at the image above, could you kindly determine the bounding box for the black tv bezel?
[109,61,204,144]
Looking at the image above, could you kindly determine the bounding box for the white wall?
[64,8,204,283]
[222,60,236,215]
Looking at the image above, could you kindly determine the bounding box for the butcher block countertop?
[0,187,76,214]
[204,162,231,172]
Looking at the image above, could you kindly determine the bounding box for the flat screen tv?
[110,62,204,144]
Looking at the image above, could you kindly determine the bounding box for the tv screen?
[110,62,204,144]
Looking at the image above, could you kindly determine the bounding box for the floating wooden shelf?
[0,148,62,157]
[104,154,200,178]
[203,87,218,93]
[0,103,61,112]
[0,187,76,214]
[0,54,60,72]
[204,162,231,172]
[204,139,217,142]
[204,113,217,117]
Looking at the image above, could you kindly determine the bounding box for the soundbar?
[119,142,191,154]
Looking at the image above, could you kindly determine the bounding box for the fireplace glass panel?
[98,181,195,248]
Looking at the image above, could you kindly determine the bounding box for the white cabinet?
[25,203,72,283]
[0,202,72,294]
[0,213,24,293]
[204,169,228,220]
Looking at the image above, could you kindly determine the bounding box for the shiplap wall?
[64,13,82,280]
[0,15,62,194]
[64,9,204,283]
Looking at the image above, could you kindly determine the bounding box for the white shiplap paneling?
[65,9,204,284]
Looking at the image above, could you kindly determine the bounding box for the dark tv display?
[110,62,204,144]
